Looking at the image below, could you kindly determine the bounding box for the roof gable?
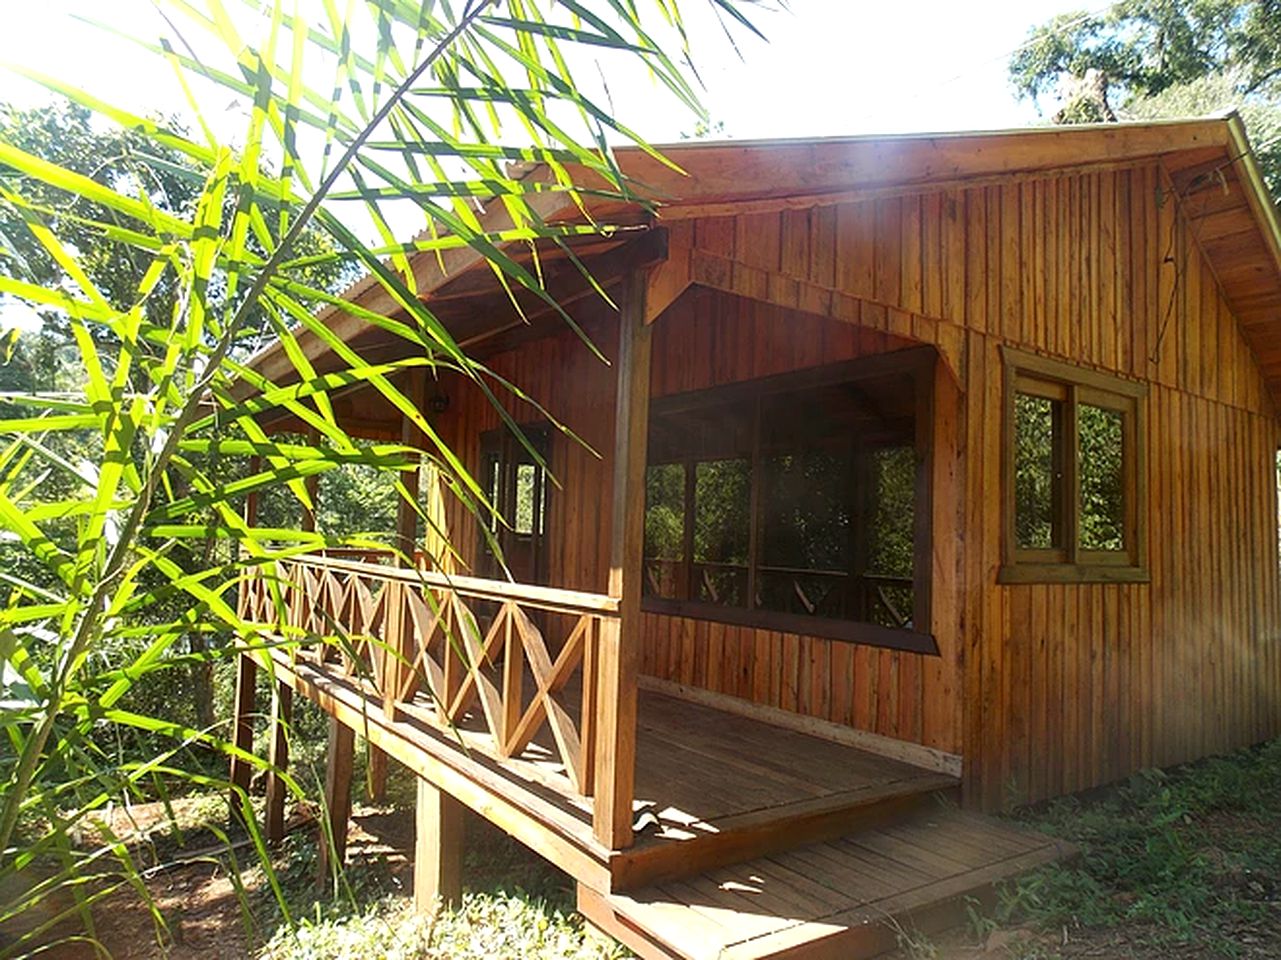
[248,115,1281,406]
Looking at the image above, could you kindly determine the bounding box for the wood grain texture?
[428,160,1281,811]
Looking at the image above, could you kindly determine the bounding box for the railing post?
[579,615,599,798]
[594,269,651,850]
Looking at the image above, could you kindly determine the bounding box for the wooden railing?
[240,554,620,800]
[643,557,915,628]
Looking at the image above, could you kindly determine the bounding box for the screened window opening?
[642,348,938,654]
[1002,348,1146,583]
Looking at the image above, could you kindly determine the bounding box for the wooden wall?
[432,158,1281,810]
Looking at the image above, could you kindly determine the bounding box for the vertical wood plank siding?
[434,160,1281,810]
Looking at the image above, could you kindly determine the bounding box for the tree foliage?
[1009,0,1281,196]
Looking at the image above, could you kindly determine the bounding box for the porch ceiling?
[244,227,667,436]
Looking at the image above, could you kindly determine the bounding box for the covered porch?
[235,552,959,894]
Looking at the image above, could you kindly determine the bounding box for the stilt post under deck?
[593,270,652,850]
[413,776,464,912]
[318,716,355,887]
[228,654,257,829]
[264,682,292,842]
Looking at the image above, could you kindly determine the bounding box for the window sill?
[640,597,939,655]
[997,564,1151,585]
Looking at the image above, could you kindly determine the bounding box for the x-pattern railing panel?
[238,555,618,801]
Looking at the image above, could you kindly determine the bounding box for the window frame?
[999,347,1148,584]
[640,345,940,656]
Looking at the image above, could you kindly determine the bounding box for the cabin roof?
[246,113,1281,404]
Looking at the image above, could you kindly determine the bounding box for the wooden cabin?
[231,115,1281,959]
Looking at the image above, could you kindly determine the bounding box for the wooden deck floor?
[400,680,957,887]
[580,810,1073,960]
[281,642,957,891]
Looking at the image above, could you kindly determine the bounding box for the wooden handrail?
[289,553,621,616]
[244,553,615,805]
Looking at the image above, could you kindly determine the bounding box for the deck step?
[611,774,958,891]
[581,810,1073,960]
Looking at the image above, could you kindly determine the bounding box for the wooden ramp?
[579,810,1072,960]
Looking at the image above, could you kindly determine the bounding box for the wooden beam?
[318,716,355,887]
[593,270,652,850]
[413,777,465,913]
[265,681,292,843]
[644,245,691,325]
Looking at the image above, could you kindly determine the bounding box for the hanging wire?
[1149,132,1281,364]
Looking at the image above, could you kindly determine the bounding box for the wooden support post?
[317,716,355,886]
[228,653,257,829]
[413,776,464,913]
[369,376,426,802]
[593,270,652,850]
[264,681,292,843]
[238,457,261,619]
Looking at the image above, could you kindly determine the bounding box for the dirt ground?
[22,803,417,960]
[14,790,1281,960]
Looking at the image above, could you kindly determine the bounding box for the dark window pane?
[1079,403,1125,551]
[757,448,852,615]
[1014,392,1063,549]
[644,463,685,598]
[761,452,851,566]
[866,446,915,629]
[694,459,750,606]
[868,446,915,579]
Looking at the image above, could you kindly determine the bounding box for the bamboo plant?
[0,0,765,953]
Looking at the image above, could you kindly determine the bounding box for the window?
[642,347,939,655]
[1000,348,1147,583]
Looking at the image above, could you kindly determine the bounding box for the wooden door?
[479,426,551,585]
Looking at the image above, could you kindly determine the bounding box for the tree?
[0,0,766,951]
[0,102,360,731]
[1009,0,1281,197]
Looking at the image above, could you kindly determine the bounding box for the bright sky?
[0,0,1093,333]
[0,0,1092,141]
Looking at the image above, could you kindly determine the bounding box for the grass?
[975,737,1281,957]
[245,763,626,960]
[29,729,1281,959]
